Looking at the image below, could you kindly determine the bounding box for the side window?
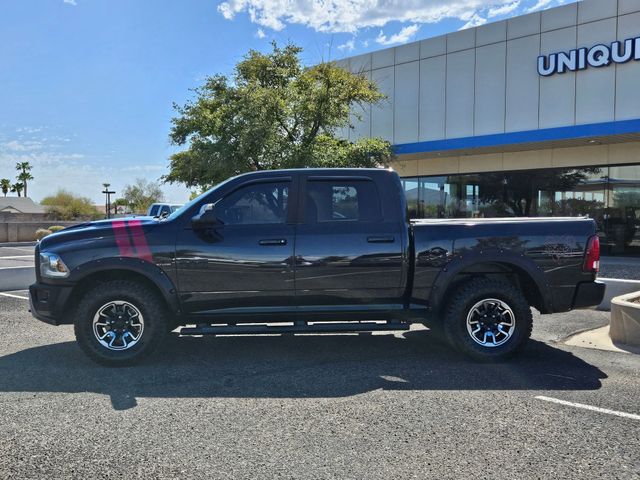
[306,180,382,223]
[149,205,159,217]
[159,206,171,216]
[217,182,289,225]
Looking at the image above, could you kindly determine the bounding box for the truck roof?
[231,167,395,178]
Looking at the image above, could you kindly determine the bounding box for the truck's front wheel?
[443,278,532,361]
[73,280,169,367]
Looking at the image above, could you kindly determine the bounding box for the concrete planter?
[610,291,640,348]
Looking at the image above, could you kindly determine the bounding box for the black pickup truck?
[30,168,605,366]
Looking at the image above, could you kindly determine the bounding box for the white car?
[147,203,183,218]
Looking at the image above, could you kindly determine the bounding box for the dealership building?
[338,0,640,256]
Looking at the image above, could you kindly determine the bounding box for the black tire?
[442,277,532,361]
[74,280,169,367]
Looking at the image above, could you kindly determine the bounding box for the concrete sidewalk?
[565,325,640,355]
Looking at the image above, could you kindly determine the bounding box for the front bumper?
[29,282,74,326]
[572,280,606,310]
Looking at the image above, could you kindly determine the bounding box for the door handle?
[367,236,395,243]
[259,239,287,246]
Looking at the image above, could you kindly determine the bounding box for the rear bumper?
[571,280,606,310]
[29,282,74,326]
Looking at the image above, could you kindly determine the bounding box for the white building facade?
[339,0,640,255]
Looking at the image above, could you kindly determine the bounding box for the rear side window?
[148,205,159,216]
[306,180,382,223]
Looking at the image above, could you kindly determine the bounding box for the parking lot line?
[0,292,29,300]
[0,255,33,260]
[535,395,640,421]
[0,247,34,253]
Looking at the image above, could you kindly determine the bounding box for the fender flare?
[69,257,181,316]
[427,249,554,314]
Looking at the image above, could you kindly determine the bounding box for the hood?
[39,217,159,250]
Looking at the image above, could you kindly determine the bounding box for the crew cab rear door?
[175,176,296,315]
[294,174,405,308]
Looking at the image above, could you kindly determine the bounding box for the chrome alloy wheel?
[466,298,516,348]
[92,301,145,351]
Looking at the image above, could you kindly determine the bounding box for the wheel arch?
[62,258,181,322]
[429,251,552,315]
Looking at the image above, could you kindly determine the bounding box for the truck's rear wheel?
[443,278,532,361]
[74,280,168,367]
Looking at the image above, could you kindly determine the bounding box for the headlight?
[39,252,70,278]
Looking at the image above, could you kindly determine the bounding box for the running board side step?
[179,322,411,336]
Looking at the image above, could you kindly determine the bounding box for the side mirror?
[191,204,221,229]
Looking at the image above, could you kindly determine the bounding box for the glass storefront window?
[401,164,640,256]
[605,165,640,255]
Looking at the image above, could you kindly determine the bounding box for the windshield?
[165,176,237,221]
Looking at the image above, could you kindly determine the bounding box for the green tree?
[165,42,393,189]
[41,190,101,220]
[0,178,10,197]
[15,162,33,197]
[113,198,130,215]
[11,182,24,197]
[122,178,165,214]
[17,171,34,197]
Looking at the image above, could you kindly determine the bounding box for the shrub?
[35,228,52,240]
[47,226,65,233]
[41,190,100,220]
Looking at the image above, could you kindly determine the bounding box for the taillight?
[583,235,600,273]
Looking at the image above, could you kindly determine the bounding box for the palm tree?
[16,162,33,197]
[11,182,24,197]
[16,161,32,173]
[17,171,34,197]
[0,178,10,197]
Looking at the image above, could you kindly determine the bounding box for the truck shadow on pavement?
[0,329,607,410]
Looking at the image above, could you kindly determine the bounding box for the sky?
[0,0,574,204]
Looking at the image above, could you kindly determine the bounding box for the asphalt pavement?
[0,290,638,479]
[0,244,35,291]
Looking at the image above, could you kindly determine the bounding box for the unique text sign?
[538,37,640,76]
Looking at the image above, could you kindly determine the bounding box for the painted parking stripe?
[0,255,33,260]
[0,292,29,300]
[536,396,640,421]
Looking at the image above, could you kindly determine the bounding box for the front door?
[175,179,295,316]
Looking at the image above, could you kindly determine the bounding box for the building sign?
[538,37,640,76]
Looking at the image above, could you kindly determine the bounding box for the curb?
[597,278,640,311]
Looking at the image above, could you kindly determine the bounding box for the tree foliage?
[0,178,10,197]
[41,190,101,220]
[165,42,393,189]
[11,182,24,197]
[16,162,33,197]
[122,178,165,214]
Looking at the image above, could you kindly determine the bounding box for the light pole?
[102,183,116,219]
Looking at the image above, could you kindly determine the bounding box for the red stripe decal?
[127,220,153,262]
[112,220,134,257]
